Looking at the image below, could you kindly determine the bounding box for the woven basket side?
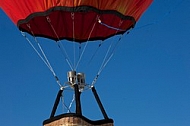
[44,116,114,126]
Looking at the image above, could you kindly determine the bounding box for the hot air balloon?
[0,0,153,126]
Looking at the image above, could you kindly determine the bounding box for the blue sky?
[0,0,190,126]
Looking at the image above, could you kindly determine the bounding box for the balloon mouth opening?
[17,5,136,42]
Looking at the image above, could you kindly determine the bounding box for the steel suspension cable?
[24,24,62,87]
[91,20,124,86]
[91,37,123,86]
[75,15,100,70]
[71,13,76,70]
[67,93,75,113]
[86,41,103,69]
[21,32,51,70]
[46,16,74,70]
[60,91,71,113]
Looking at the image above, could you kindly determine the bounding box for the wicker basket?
[43,113,114,126]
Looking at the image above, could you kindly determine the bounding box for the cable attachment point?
[46,16,51,23]
[71,12,74,20]
[60,86,64,90]
[98,18,102,24]
[26,23,31,29]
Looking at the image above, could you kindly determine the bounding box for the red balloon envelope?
[0,0,152,42]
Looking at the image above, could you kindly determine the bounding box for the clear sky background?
[0,0,190,126]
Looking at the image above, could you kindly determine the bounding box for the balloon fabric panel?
[0,0,153,42]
